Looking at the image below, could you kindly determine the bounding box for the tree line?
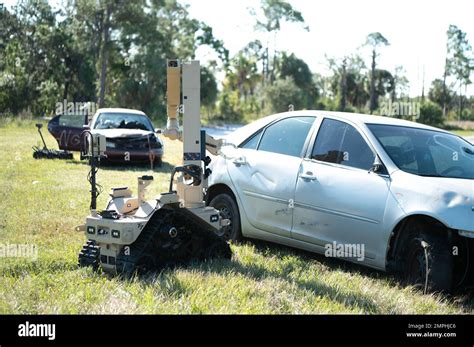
[1,0,473,127]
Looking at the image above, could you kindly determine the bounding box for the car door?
[292,118,391,261]
[227,116,317,238]
[48,113,89,151]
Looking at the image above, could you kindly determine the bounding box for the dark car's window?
[94,113,153,131]
[312,118,374,170]
[57,113,87,128]
[257,117,315,157]
[241,129,263,149]
[368,124,474,179]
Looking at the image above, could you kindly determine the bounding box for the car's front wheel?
[153,156,162,168]
[404,228,453,293]
[209,193,242,243]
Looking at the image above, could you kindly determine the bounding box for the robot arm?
[162,59,181,141]
[205,134,223,156]
[162,59,224,156]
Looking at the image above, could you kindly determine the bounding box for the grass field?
[0,120,473,314]
[453,130,474,138]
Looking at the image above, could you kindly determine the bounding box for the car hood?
[92,128,154,138]
[420,176,473,197]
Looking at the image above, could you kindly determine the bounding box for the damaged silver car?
[207,111,474,293]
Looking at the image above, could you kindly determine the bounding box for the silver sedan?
[207,111,474,294]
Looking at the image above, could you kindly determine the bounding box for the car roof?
[95,108,147,116]
[274,110,448,132]
[224,110,450,146]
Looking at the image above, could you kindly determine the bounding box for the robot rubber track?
[78,240,100,270]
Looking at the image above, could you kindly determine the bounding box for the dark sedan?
[48,108,163,165]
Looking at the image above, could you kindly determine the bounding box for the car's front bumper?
[103,148,163,163]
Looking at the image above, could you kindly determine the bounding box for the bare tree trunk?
[89,18,102,104]
[391,81,396,103]
[263,45,269,86]
[441,57,448,117]
[339,58,347,111]
[461,83,467,120]
[98,3,112,108]
[63,80,69,101]
[261,46,268,111]
[369,50,377,114]
[421,65,425,103]
[270,31,277,85]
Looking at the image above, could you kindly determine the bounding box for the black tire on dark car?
[209,193,242,243]
[404,227,453,294]
[153,157,162,168]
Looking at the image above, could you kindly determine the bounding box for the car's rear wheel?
[209,193,242,243]
[404,228,453,293]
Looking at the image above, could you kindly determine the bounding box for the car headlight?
[149,136,162,149]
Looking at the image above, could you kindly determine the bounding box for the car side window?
[375,135,418,172]
[240,129,263,150]
[340,124,375,170]
[257,117,315,157]
[58,113,87,128]
[312,119,346,164]
[312,118,374,170]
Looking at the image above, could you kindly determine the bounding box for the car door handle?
[299,172,317,181]
[232,157,247,166]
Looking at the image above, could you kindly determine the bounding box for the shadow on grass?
[206,257,383,313]
[249,239,390,282]
[132,238,474,313]
[127,271,190,298]
[130,241,384,313]
[239,239,474,311]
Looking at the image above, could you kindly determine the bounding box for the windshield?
[368,124,474,179]
[94,113,153,131]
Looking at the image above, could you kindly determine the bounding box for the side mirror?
[369,156,386,174]
[155,128,162,134]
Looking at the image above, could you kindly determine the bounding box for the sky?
[183,0,474,96]
[4,0,474,96]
